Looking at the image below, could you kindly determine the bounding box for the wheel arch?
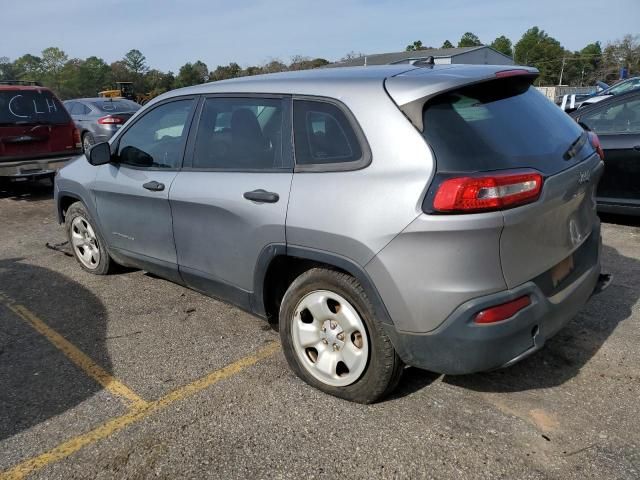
[252,244,394,327]
[56,191,84,224]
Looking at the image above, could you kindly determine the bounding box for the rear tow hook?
[591,273,613,297]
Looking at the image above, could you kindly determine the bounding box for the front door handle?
[633,145,640,151]
[243,189,279,203]
[143,181,165,192]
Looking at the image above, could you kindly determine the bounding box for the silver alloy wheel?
[83,134,94,152]
[70,216,100,269]
[291,290,369,387]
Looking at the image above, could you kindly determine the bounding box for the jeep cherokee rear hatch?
[386,66,602,288]
[0,86,81,162]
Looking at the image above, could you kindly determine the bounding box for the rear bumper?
[384,234,604,375]
[0,157,75,179]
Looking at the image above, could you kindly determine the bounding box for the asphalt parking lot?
[0,180,638,480]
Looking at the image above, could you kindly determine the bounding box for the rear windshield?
[0,89,70,125]
[422,77,587,175]
[91,99,140,113]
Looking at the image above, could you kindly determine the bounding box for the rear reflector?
[433,170,543,213]
[474,295,531,324]
[98,115,125,125]
[587,131,605,160]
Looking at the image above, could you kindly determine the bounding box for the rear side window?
[191,97,285,170]
[0,89,70,125]
[422,78,586,175]
[579,97,640,134]
[293,100,363,167]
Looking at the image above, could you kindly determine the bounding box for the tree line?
[0,26,638,101]
[406,28,639,87]
[0,49,330,100]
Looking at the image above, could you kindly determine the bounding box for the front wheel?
[65,201,114,275]
[279,268,403,403]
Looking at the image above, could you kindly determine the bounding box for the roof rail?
[0,80,42,86]
[413,57,435,67]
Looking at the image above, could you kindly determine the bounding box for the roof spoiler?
[385,66,539,131]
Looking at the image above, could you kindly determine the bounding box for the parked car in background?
[571,89,640,215]
[560,77,640,112]
[0,81,81,183]
[55,65,608,403]
[63,98,140,151]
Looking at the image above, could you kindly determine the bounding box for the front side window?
[293,100,363,166]
[192,97,284,170]
[116,99,194,169]
[580,98,640,135]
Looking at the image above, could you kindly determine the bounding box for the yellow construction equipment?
[98,82,153,105]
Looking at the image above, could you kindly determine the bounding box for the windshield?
[0,89,70,125]
[422,77,589,175]
[608,78,640,96]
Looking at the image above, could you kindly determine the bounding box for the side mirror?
[87,142,112,166]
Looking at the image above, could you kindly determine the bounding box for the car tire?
[65,201,113,275]
[279,268,403,403]
[82,133,95,152]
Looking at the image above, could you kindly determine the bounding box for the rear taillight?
[474,295,531,324]
[587,131,605,160]
[432,170,543,213]
[72,126,81,149]
[98,115,125,125]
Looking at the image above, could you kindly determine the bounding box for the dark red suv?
[0,81,81,182]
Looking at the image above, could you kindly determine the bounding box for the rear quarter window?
[0,89,70,125]
[293,99,367,170]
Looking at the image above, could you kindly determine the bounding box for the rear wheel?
[65,202,113,275]
[82,132,95,152]
[279,268,403,403]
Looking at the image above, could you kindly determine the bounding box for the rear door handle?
[143,181,165,192]
[243,189,279,203]
[633,145,640,151]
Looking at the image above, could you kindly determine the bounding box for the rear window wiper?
[563,131,588,160]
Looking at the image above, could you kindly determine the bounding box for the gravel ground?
[0,181,638,479]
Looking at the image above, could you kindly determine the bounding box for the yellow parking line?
[0,293,148,409]
[0,341,280,480]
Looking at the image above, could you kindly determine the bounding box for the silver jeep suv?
[55,65,607,403]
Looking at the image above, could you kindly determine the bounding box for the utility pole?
[558,57,566,86]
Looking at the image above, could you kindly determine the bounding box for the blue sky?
[3,0,639,72]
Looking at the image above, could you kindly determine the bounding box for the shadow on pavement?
[599,212,640,228]
[0,258,110,441]
[0,179,54,202]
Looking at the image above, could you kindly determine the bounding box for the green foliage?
[122,49,148,75]
[600,35,640,82]
[514,27,565,84]
[406,40,425,52]
[490,35,513,57]
[458,32,482,47]
[441,40,454,49]
[176,61,209,87]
